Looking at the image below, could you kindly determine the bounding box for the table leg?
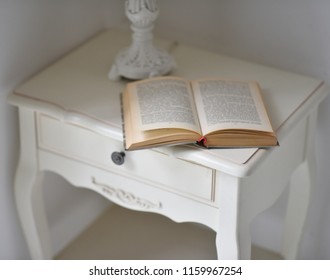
[281,111,317,259]
[215,176,252,259]
[14,108,52,259]
[214,123,306,260]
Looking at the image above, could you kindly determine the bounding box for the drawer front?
[37,114,214,202]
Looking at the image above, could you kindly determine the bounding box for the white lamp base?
[108,0,175,81]
[108,34,176,80]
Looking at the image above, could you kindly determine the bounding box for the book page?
[191,79,273,135]
[128,77,201,133]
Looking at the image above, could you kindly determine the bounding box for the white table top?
[8,28,328,177]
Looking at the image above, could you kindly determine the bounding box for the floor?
[56,205,282,260]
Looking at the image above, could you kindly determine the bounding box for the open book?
[122,76,278,150]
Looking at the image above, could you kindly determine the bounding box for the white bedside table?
[8,28,329,260]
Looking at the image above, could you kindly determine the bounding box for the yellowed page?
[127,77,201,134]
[191,79,274,135]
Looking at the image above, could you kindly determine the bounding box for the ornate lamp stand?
[109,0,176,80]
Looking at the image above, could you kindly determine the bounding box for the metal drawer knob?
[111,151,125,165]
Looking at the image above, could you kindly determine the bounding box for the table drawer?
[37,114,214,202]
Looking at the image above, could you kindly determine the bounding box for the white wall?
[153,0,330,259]
[2,0,330,259]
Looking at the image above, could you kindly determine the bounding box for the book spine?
[120,92,127,150]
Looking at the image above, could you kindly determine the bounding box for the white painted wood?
[215,174,252,259]
[38,150,219,230]
[14,108,52,259]
[214,114,308,259]
[36,114,214,203]
[8,29,328,177]
[281,111,318,259]
[8,28,329,259]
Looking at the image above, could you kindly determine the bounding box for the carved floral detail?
[91,177,162,210]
